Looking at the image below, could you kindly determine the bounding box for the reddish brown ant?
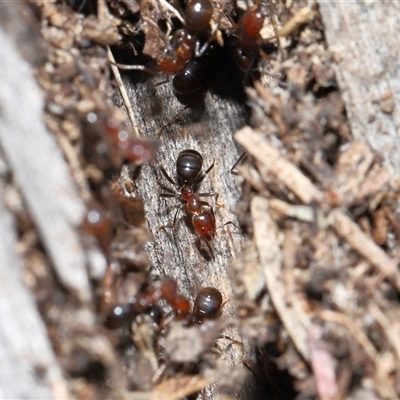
[158,0,214,72]
[227,3,276,80]
[85,111,159,165]
[113,0,215,77]
[104,276,191,329]
[157,149,220,252]
[82,204,113,256]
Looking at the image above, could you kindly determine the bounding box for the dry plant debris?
[0,0,400,399]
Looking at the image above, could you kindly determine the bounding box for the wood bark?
[317,1,400,182]
[0,25,71,395]
[0,182,70,399]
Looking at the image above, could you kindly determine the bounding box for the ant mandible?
[157,149,220,251]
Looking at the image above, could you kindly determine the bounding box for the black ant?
[157,149,220,253]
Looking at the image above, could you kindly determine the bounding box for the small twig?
[369,304,400,364]
[107,46,141,137]
[278,7,316,37]
[236,127,400,292]
[251,196,311,362]
[319,309,397,400]
[319,309,377,364]
[235,127,324,203]
[158,0,184,23]
[331,209,400,292]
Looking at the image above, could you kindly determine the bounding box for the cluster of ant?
[74,0,275,393]
[102,153,224,318]
[35,0,271,393]
[82,135,230,389]
[112,0,275,102]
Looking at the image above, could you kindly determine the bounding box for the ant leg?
[194,159,215,186]
[195,40,209,58]
[204,159,215,176]
[195,1,225,58]
[218,335,243,348]
[230,152,247,175]
[155,78,169,87]
[171,205,184,229]
[158,164,177,186]
[159,192,178,200]
[157,204,184,233]
[194,237,214,260]
[198,192,224,207]
[216,220,239,232]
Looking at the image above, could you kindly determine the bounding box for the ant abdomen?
[176,149,204,185]
[193,287,223,324]
[192,210,216,242]
[239,6,268,44]
[172,59,208,96]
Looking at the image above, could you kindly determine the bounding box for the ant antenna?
[156,107,189,138]
[230,152,248,175]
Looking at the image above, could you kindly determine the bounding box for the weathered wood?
[317,1,400,182]
[0,23,101,303]
[0,175,69,399]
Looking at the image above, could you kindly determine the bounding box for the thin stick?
[107,46,141,137]
[158,0,184,23]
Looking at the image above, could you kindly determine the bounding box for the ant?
[104,276,191,329]
[237,5,269,54]
[193,287,243,357]
[112,0,214,76]
[82,204,113,257]
[82,110,159,186]
[227,3,277,81]
[157,149,220,253]
[157,0,214,75]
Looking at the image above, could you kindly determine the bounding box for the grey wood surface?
[318,1,400,182]
[0,183,70,399]
[0,25,94,303]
